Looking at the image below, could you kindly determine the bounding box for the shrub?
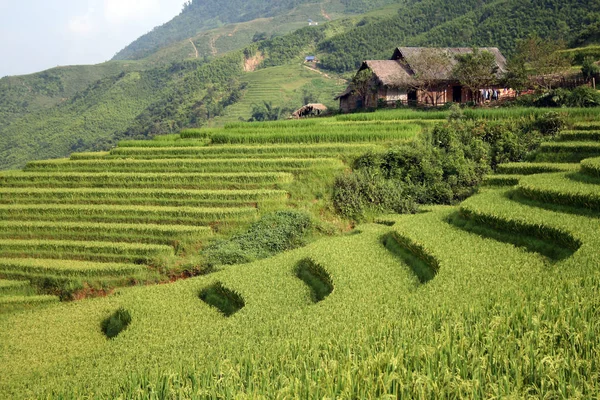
[202,210,314,267]
[530,111,566,136]
[334,119,548,220]
[567,86,600,108]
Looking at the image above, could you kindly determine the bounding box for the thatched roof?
[292,103,328,118]
[336,47,508,100]
[392,47,507,79]
[335,60,414,99]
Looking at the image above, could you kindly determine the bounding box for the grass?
[0,171,295,189]
[0,221,212,246]
[0,204,258,225]
[24,158,344,173]
[0,188,288,208]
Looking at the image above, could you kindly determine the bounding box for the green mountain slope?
[113,0,402,61]
[2,0,600,170]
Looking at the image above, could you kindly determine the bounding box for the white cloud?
[103,0,161,24]
[68,9,95,34]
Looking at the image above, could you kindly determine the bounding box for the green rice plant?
[0,279,33,296]
[2,203,600,398]
[573,122,600,130]
[108,143,385,160]
[0,172,294,189]
[580,156,600,178]
[0,188,288,208]
[335,109,450,122]
[0,204,258,225]
[496,162,579,175]
[209,126,419,144]
[0,258,148,278]
[483,174,524,186]
[24,158,344,173]
[153,134,181,141]
[534,140,600,162]
[538,141,600,152]
[556,130,600,142]
[0,221,211,246]
[117,139,209,148]
[0,295,59,313]
[517,172,600,212]
[69,152,110,160]
[459,189,583,252]
[0,239,175,264]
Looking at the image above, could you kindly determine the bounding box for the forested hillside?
[318,0,600,72]
[113,0,401,61]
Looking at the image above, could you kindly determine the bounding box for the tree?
[582,57,599,80]
[514,36,572,90]
[249,101,290,121]
[401,49,452,106]
[452,48,499,102]
[351,68,377,108]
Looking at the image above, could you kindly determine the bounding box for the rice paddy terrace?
[1,109,600,398]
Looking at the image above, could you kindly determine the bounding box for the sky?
[0,0,185,77]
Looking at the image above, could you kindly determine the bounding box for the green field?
[1,107,600,397]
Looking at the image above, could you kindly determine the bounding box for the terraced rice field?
[0,117,418,303]
[1,109,600,398]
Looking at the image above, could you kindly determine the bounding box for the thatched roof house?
[337,47,510,112]
[291,103,328,118]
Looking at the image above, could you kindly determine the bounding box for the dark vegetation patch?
[202,210,314,268]
[456,199,581,261]
[382,233,438,284]
[510,188,600,220]
[199,282,245,317]
[334,115,561,221]
[295,259,333,303]
[101,307,132,339]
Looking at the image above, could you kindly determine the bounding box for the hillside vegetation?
[1,108,600,397]
[2,0,600,170]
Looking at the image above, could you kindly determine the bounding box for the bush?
[202,210,314,267]
[334,119,548,220]
[530,112,566,136]
[567,86,600,108]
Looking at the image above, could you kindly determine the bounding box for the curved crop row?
[209,129,418,144]
[496,162,579,175]
[0,204,257,225]
[556,130,600,142]
[69,152,110,160]
[580,157,600,178]
[0,239,174,264]
[517,172,600,212]
[535,141,600,162]
[0,221,211,245]
[459,190,582,253]
[25,158,343,173]
[0,188,288,207]
[0,295,59,313]
[108,143,384,159]
[117,139,209,148]
[0,172,294,189]
[0,258,148,278]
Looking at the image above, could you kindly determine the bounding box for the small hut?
[292,103,328,119]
